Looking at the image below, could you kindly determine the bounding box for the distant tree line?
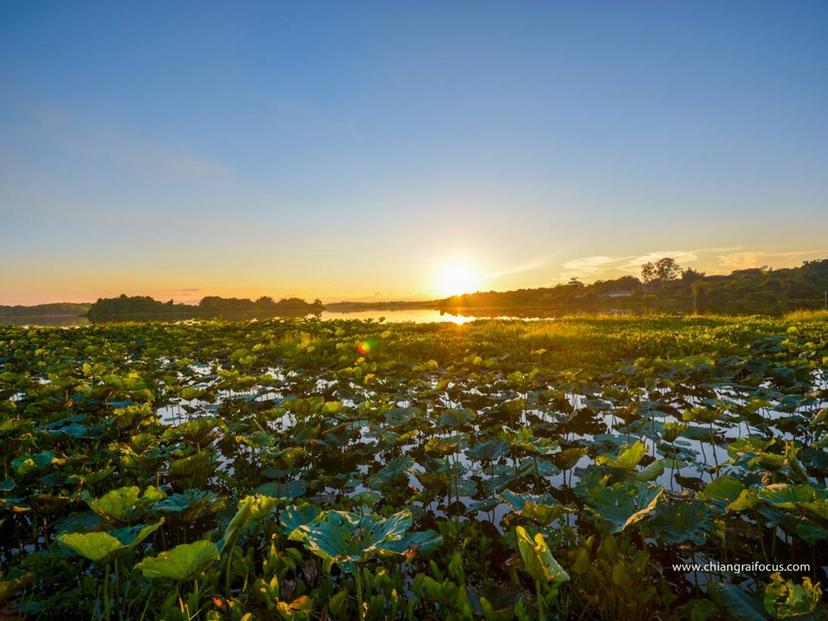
[437,258,828,316]
[87,294,323,321]
[0,303,91,317]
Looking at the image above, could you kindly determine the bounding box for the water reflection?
[2,308,551,326]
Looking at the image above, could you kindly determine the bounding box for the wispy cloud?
[717,249,825,270]
[486,257,552,280]
[618,250,701,271]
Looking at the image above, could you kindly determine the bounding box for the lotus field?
[1,314,827,620]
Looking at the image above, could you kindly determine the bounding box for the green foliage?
[135,540,220,580]
[0,313,826,619]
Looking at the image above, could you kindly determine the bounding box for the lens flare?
[357,340,372,355]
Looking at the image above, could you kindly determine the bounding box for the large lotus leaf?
[758,484,828,509]
[12,451,60,475]
[699,476,745,504]
[466,439,509,461]
[366,455,414,490]
[155,489,222,520]
[86,486,165,523]
[58,531,124,562]
[437,408,475,428]
[596,441,647,470]
[288,509,414,574]
[645,500,710,544]
[585,482,664,533]
[764,573,821,619]
[484,461,535,494]
[280,504,322,535]
[634,459,665,482]
[39,415,103,439]
[424,436,462,455]
[109,520,164,547]
[135,540,219,580]
[515,526,569,585]
[167,450,216,487]
[383,406,420,428]
[381,529,443,556]
[727,489,760,513]
[727,437,773,460]
[254,480,307,499]
[502,490,569,525]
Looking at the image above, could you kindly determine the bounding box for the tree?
[641,262,657,284]
[641,257,682,283]
[568,277,584,288]
[681,268,704,284]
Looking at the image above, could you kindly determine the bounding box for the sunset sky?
[2,1,826,305]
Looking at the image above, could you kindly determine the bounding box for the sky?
[1,1,826,305]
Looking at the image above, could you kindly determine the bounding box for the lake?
[0,308,552,326]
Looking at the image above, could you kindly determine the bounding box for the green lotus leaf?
[515,526,569,585]
[58,531,124,562]
[437,408,475,428]
[645,500,710,544]
[219,494,278,553]
[764,573,821,618]
[584,482,664,533]
[366,455,414,490]
[254,479,307,499]
[466,439,510,462]
[109,520,164,547]
[596,441,647,470]
[502,490,569,525]
[635,459,665,482]
[167,450,216,487]
[758,484,828,509]
[699,476,745,503]
[155,489,222,520]
[382,528,442,556]
[288,509,418,574]
[86,486,165,523]
[727,489,760,513]
[135,540,219,580]
[12,451,60,475]
[280,504,322,535]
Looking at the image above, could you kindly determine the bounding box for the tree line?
[437,258,828,316]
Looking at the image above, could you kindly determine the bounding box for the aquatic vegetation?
[0,314,826,619]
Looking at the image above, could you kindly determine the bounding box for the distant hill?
[330,259,828,316]
[87,294,323,321]
[0,302,91,317]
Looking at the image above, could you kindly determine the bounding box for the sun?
[438,263,481,297]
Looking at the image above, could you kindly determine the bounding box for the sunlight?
[438,262,481,297]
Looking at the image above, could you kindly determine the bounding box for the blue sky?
[1,1,826,304]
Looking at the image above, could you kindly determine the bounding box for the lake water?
[0,309,551,327]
